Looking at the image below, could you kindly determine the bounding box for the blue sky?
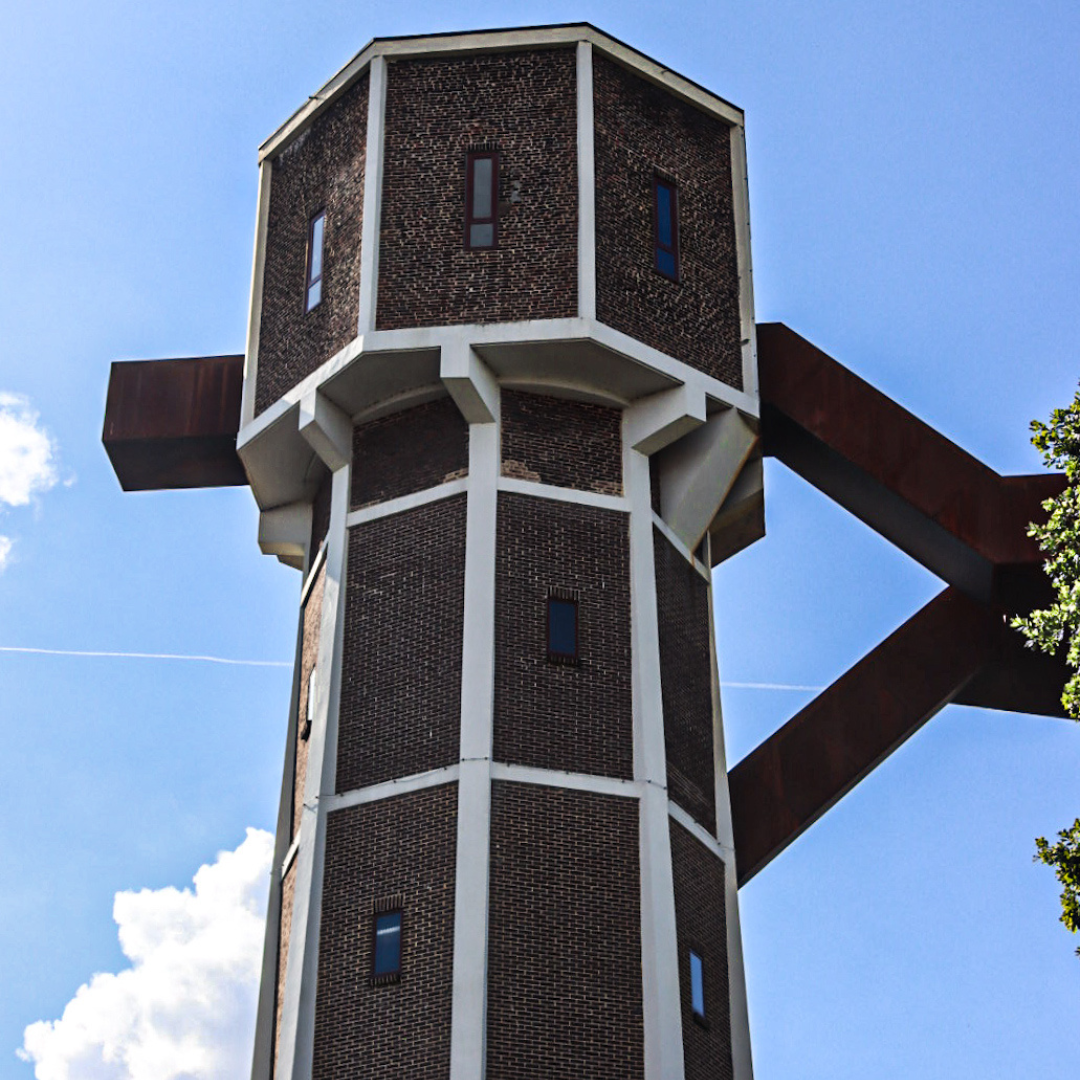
[1,1,1077,1077]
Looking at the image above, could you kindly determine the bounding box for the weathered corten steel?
[103,355,247,490]
[731,324,1068,886]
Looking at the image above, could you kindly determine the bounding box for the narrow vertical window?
[305,210,325,311]
[466,151,498,249]
[653,175,679,281]
[372,910,402,980]
[302,666,316,741]
[547,591,578,663]
[689,950,706,1021]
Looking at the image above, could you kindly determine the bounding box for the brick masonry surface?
[654,527,717,832]
[257,72,369,414]
[670,818,733,1080]
[501,390,622,495]
[351,398,469,509]
[494,492,633,778]
[273,861,296,1078]
[312,784,457,1080]
[487,782,644,1080]
[336,495,466,791]
[593,54,742,389]
[376,49,577,329]
[292,562,325,841]
[311,470,332,553]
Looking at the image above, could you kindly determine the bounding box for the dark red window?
[466,151,499,249]
[653,175,679,281]
[305,210,325,311]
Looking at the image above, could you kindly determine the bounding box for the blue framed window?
[689,949,705,1020]
[653,175,679,281]
[305,210,325,311]
[547,592,578,663]
[372,910,402,980]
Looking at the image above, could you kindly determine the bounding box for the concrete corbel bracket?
[657,407,759,552]
[258,501,313,569]
[440,338,499,424]
[625,383,707,457]
[298,390,352,471]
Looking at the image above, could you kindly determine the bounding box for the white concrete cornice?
[259,24,743,164]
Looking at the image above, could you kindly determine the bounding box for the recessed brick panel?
[377,50,577,330]
[257,73,369,414]
[494,493,632,779]
[594,54,742,389]
[670,819,733,1080]
[274,861,296,1076]
[655,527,717,832]
[313,784,457,1080]
[501,390,622,495]
[352,398,469,509]
[487,782,643,1080]
[337,496,466,791]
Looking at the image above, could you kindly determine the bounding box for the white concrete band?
[326,764,462,813]
[358,55,387,335]
[490,762,640,799]
[241,160,272,430]
[449,390,501,1080]
[277,463,351,1080]
[497,475,627,513]
[730,123,758,401]
[346,478,469,529]
[576,41,597,322]
[624,411,686,1080]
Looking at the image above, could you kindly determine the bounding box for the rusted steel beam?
[730,587,1002,887]
[757,323,1061,596]
[103,355,247,490]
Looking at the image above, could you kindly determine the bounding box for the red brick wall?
[670,819,733,1080]
[257,73,369,414]
[494,493,632,778]
[273,862,296,1078]
[311,471,333,554]
[376,50,577,330]
[654,528,717,832]
[336,496,466,791]
[312,784,457,1080]
[487,782,644,1080]
[292,563,325,840]
[352,398,468,509]
[593,55,742,389]
[501,390,622,495]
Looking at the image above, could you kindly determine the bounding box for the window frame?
[652,174,680,282]
[546,588,579,665]
[689,948,707,1026]
[305,209,326,312]
[465,150,499,250]
[370,908,403,984]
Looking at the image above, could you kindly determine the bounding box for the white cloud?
[19,828,273,1080]
[0,536,12,572]
[0,393,58,508]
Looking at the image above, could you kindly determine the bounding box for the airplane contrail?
[0,645,291,667]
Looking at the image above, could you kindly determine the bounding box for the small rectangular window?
[653,175,679,281]
[547,591,578,663]
[689,950,706,1020]
[301,666,316,741]
[466,152,498,249]
[372,910,402,980]
[306,211,325,311]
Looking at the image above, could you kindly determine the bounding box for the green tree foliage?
[1034,820,1080,956]
[1011,385,1080,719]
[1012,387,1080,955]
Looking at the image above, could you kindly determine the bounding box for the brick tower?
[226,23,757,1080]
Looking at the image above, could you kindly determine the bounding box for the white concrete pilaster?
[730,123,758,400]
[358,55,388,334]
[241,160,272,431]
[449,387,500,1080]
[576,41,596,322]
[624,412,686,1080]
[277,462,351,1080]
